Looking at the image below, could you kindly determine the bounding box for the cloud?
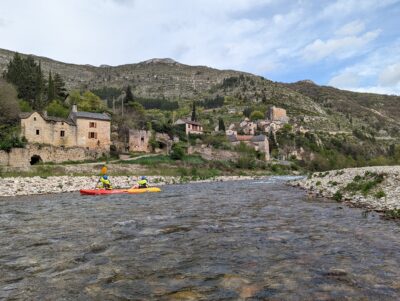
[335,20,365,36]
[320,0,399,19]
[0,0,399,95]
[302,29,381,62]
[329,71,360,87]
[328,40,400,95]
[379,63,400,86]
[345,85,400,95]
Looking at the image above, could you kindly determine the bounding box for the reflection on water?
[1,179,400,300]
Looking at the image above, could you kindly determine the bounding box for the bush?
[374,190,386,199]
[45,100,69,118]
[249,110,264,121]
[344,172,387,196]
[333,191,343,202]
[170,143,186,160]
[384,209,400,219]
[236,155,256,169]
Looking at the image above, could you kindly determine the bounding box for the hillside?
[1,47,400,137]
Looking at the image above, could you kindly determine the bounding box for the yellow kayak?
[80,187,161,195]
[126,187,161,194]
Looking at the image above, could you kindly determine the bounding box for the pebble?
[291,166,400,211]
[0,175,259,197]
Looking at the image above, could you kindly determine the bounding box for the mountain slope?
[1,48,399,136]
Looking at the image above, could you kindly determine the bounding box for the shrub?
[384,209,400,219]
[170,143,186,160]
[333,191,343,202]
[249,110,264,121]
[374,190,386,199]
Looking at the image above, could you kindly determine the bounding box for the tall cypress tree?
[191,102,197,121]
[34,61,46,110]
[47,71,55,101]
[125,85,134,103]
[218,117,225,132]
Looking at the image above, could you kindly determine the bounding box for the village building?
[20,105,111,151]
[174,118,204,135]
[266,106,289,123]
[228,134,270,160]
[238,118,257,135]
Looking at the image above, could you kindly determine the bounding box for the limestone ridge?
[1,47,400,135]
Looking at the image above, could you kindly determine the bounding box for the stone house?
[228,134,270,160]
[239,118,257,135]
[174,118,203,135]
[266,106,289,123]
[20,105,111,151]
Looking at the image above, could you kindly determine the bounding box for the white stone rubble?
[0,175,258,197]
[291,166,400,211]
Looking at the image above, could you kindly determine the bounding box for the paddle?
[95,166,108,189]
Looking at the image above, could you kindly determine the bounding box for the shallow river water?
[1,177,400,300]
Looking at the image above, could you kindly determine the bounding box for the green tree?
[45,100,69,118]
[68,90,107,112]
[191,102,197,121]
[53,73,67,100]
[125,85,134,103]
[250,110,264,121]
[47,71,55,102]
[3,54,48,110]
[0,79,25,151]
[218,117,226,132]
[243,107,253,117]
[0,79,20,125]
[170,142,186,160]
[34,61,47,110]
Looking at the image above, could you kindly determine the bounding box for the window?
[88,132,97,139]
[34,117,37,121]
[141,137,144,142]
[60,130,65,137]
[36,129,40,135]
[89,122,97,128]
[61,122,64,125]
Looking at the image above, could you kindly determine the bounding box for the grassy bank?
[0,154,300,178]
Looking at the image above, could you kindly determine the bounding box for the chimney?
[72,104,78,113]
[42,111,47,117]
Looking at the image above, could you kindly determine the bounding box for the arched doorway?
[30,155,42,165]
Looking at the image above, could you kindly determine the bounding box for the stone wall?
[188,145,239,161]
[0,144,103,168]
[129,130,151,152]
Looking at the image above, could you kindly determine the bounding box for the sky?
[1,0,400,95]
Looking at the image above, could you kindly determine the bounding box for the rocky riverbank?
[291,166,400,212]
[0,175,260,197]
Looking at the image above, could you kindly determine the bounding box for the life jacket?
[138,179,148,188]
[100,177,112,189]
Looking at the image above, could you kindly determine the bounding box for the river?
[1,177,399,300]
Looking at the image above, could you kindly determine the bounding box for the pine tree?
[191,102,197,121]
[218,117,225,132]
[125,85,134,103]
[4,54,46,109]
[53,73,66,100]
[47,71,55,101]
